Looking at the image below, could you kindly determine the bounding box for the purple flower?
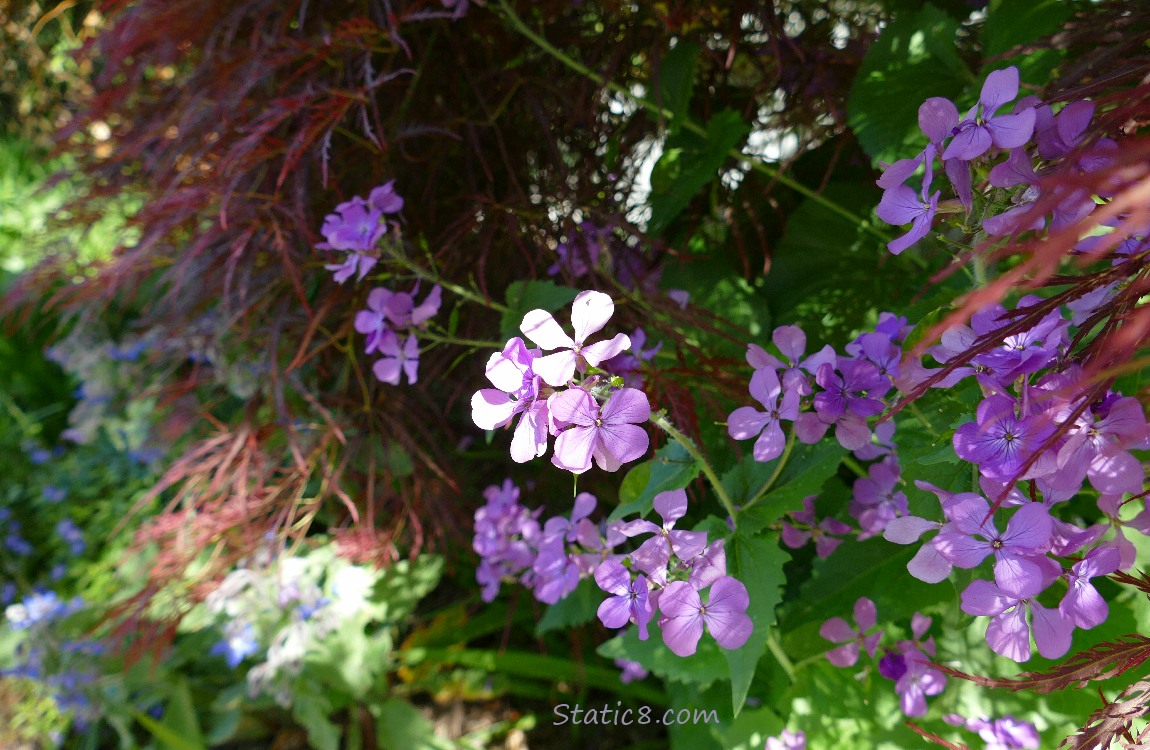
[933,494,1052,595]
[594,560,653,639]
[519,291,631,387]
[372,333,420,385]
[42,486,67,504]
[615,658,648,684]
[471,337,550,463]
[687,539,727,589]
[782,496,852,558]
[368,180,405,214]
[850,459,907,540]
[56,519,86,556]
[319,197,385,252]
[961,577,1073,661]
[765,729,806,750]
[747,326,835,395]
[658,576,753,657]
[1054,396,1149,496]
[876,146,941,254]
[941,67,1036,162]
[1060,545,1120,629]
[211,622,260,668]
[953,395,1056,481]
[894,647,947,717]
[619,489,708,586]
[549,387,650,474]
[728,368,800,462]
[814,361,888,420]
[819,597,882,667]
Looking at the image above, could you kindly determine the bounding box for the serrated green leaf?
[734,441,847,535]
[608,441,701,522]
[724,532,790,716]
[536,578,600,636]
[658,41,700,127]
[499,280,580,341]
[847,3,971,165]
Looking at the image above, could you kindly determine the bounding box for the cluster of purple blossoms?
[943,713,1040,750]
[821,600,947,718]
[473,482,751,657]
[780,495,851,558]
[316,181,404,283]
[354,283,441,385]
[875,65,1121,253]
[764,729,806,750]
[471,290,651,474]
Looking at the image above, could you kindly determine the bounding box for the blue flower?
[211,623,260,668]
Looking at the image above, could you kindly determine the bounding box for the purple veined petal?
[748,367,783,407]
[983,203,1046,237]
[854,597,877,631]
[653,489,689,525]
[520,309,575,350]
[876,185,925,226]
[985,606,1031,662]
[980,67,1020,116]
[669,529,709,561]
[618,519,661,537]
[835,414,873,450]
[510,403,549,462]
[1002,503,1053,550]
[1077,545,1121,579]
[961,579,1013,617]
[919,97,959,144]
[746,344,779,370]
[887,197,938,254]
[943,124,993,162]
[934,531,993,569]
[659,581,705,656]
[368,180,405,213]
[877,154,924,190]
[825,641,860,668]
[689,540,726,589]
[1030,602,1073,659]
[1088,451,1143,495]
[819,617,855,643]
[772,325,807,362]
[471,390,517,430]
[354,308,384,335]
[531,350,578,387]
[411,285,442,325]
[907,541,952,583]
[595,423,649,469]
[600,387,651,426]
[794,412,829,444]
[778,388,801,421]
[569,290,615,344]
[548,388,598,426]
[402,338,420,383]
[581,333,632,366]
[884,516,938,544]
[594,559,632,596]
[485,341,532,391]
[911,613,932,640]
[993,553,1046,599]
[815,534,843,559]
[552,425,597,473]
[862,631,883,658]
[781,523,811,549]
[629,536,671,585]
[708,576,751,612]
[1061,579,1108,630]
[373,357,402,385]
[941,491,994,537]
[705,606,753,650]
[945,158,973,213]
[1055,100,1095,148]
[754,421,787,462]
[597,595,633,629]
[988,109,1037,150]
[988,148,1038,188]
[729,406,770,441]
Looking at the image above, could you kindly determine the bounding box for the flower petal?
[520,309,575,350]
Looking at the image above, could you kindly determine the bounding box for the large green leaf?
[657,40,700,129]
[723,532,790,716]
[374,699,453,750]
[981,0,1069,83]
[847,3,971,165]
[535,577,600,636]
[499,280,580,341]
[648,109,750,236]
[609,441,701,522]
[730,441,847,534]
[598,628,729,689]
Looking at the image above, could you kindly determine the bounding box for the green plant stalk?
[496,0,889,243]
[384,245,511,313]
[651,412,739,528]
[765,630,797,682]
[741,427,797,511]
[420,330,505,349]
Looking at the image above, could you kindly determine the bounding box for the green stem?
[496,1,888,243]
[741,427,796,511]
[766,630,797,682]
[652,412,738,529]
[385,247,510,313]
[841,455,868,478]
[907,401,938,438]
[420,330,505,349]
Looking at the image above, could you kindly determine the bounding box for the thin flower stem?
[907,401,939,438]
[740,427,796,511]
[420,330,505,349]
[766,630,797,681]
[651,412,739,529]
[496,0,889,244]
[384,247,510,313]
[842,455,868,478]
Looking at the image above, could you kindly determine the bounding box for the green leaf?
[982,0,1069,83]
[598,628,729,689]
[647,108,750,236]
[294,696,341,750]
[724,532,790,716]
[536,578,600,635]
[847,3,971,165]
[608,441,701,522]
[658,41,700,127]
[734,441,847,534]
[133,711,207,750]
[374,698,453,750]
[499,280,580,341]
[375,555,444,623]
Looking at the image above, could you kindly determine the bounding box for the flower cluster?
[354,283,441,385]
[821,599,947,718]
[316,181,404,283]
[473,481,751,657]
[471,290,650,473]
[876,65,1121,253]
